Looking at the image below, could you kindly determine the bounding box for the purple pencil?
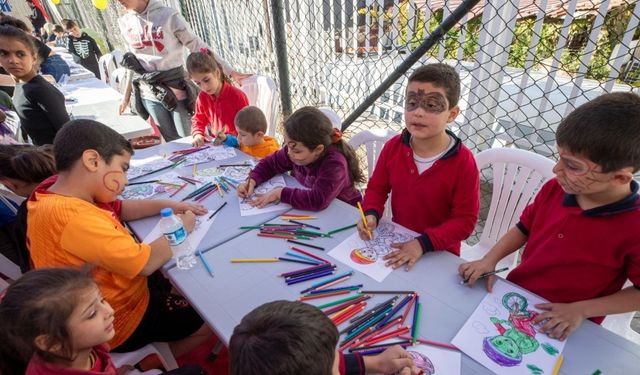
[286,269,335,285]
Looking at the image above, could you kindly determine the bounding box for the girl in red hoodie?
[0,268,203,375]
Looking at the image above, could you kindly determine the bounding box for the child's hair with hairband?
[285,107,365,184]
[0,268,99,375]
[186,47,232,84]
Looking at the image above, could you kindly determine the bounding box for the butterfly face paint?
[405,90,448,113]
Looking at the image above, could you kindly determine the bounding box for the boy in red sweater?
[358,63,480,270]
[460,92,640,341]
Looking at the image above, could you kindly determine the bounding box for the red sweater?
[26,344,116,375]
[191,81,249,138]
[363,130,480,255]
[508,179,640,324]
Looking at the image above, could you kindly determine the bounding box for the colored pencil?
[357,201,372,240]
[332,303,367,326]
[349,340,411,353]
[280,213,314,217]
[348,296,398,325]
[360,326,410,347]
[339,323,376,350]
[231,258,279,263]
[323,295,371,315]
[171,159,186,169]
[308,271,354,290]
[317,294,364,310]
[196,187,217,202]
[284,252,323,264]
[295,229,328,237]
[169,183,188,198]
[193,185,217,201]
[289,246,329,264]
[181,182,213,201]
[399,294,417,326]
[192,163,197,176]
[551,355,564,375]
[327,223,357,235]
[197,249,214,277]
[355,317,402,345]
[177,175,198,185]
[288,219,321,230]
[218,163,250,167]
[286,239,325,250]
[411,302,422,345]
[360,290,415,295]
[286,269,335,285]
[280,263,335,278]
[460,267,509,284]
[344,306,393,340]
[314,274,353,291]
[399,336,459,351]
[281,216,316,220]
[307,284,363,295]
[298,290,351,301]
[215,183,224,197]
[127,180,159,186]
[258,233,296,240]
[278,257,319,266]
[376,294,414,328]
[208,201,228,220]
[285,268,336,282]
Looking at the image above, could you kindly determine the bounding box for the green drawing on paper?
[541,342,559,356]
[483,292,541,367]
[526,363,543,374]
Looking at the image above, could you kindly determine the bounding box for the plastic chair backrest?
[98,50,123,84]
[110,342,178,371]
[0,251,22,281]
[475,147,555,249]
[347,129,398,178]
[239,75,280,136]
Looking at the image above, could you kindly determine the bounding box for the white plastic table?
[165,197,640,375]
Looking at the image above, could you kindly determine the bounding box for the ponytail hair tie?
[331,128,343,144]
[199,47,209,55]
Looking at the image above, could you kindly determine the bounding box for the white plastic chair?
[99,50,123,84]
[239,75,280,136]
[461,147,555,272]
[0,252,21,282]
[348,128,398,218]
[602,281,640,344]
[110,342,179,371]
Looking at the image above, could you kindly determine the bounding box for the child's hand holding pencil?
[356,202,376,241]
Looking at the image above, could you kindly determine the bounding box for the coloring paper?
[452,279,565,375]
[239,175,291,216]
[120,172,188,200]
[182,146,236,166]
[127,156,174,180]
[143,214,217,251]
[328,219,417,282]
[401,344,461,375]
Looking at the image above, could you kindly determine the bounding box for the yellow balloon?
[92,0,109,10]
[51,0,61,4]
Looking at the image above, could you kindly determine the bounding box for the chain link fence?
[38,0,640,243]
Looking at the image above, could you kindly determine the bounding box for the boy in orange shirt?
[27,119,212,356]
[215,106,280,159]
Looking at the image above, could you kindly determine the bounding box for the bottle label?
[163,226,187,246]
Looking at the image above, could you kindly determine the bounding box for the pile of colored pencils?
[168,145,209,163]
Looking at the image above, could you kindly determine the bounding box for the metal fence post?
[270,0,293,118]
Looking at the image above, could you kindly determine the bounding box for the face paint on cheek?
[405,90,447,113]
[103,171,124,193]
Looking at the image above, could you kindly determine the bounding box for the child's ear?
[81,150,101,172]
[611,168,634,186]
[255,131,265,138]
[34,334,60,353]
[314,144,325,154]
[447,105,460,123]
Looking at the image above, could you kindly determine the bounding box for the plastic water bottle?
[159,208,196,270]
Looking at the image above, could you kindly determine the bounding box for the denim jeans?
[142,99,191,142]
[40,54,71,82]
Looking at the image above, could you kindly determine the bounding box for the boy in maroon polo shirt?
[459,92,640,341]
[357,63,480,270]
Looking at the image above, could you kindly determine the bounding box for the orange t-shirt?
[239,135,280,159]
[27,190,151,348]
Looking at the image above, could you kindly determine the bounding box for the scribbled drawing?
[482,302,498,315]
[127,158,174,180]
[238,175,290,216]
[541,342,559,356]
[526,364,543,375]
[347,221,413,266]
[472,321,490,335]
[196,167,224,178]
[120,183,166,200]
[183,146,236,165]
[223,166,252,181]
[482,292,541,367]
[406,351,435,375]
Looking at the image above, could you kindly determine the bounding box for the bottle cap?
[160,208,174,217]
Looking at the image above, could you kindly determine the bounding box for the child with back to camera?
[238,107,364,211]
